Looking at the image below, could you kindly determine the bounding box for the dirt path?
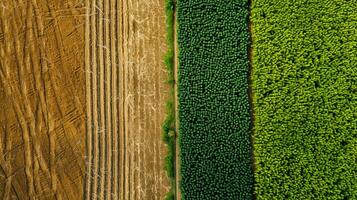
[173,2,181,199]
[84,0,170,199]
[0,0,86,199]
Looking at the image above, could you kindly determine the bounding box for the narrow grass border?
[162,0,176,199]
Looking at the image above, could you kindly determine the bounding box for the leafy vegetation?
[177,0,253,199]
[162,0,176,199]
[252,1,357,199]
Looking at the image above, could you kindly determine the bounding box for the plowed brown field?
[1,0,170,199]
[0,0,86,199]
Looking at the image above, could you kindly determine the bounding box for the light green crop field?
[252,1,357,199]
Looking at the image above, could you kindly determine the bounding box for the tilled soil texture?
[84,0,170,199]
[0,0,86,199]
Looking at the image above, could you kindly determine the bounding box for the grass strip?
[162,0,176,199]
[252,1,357,199]
[177,1,254,199]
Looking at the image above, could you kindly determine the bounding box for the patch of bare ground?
[0,0,86,199]
[84,0,170,199]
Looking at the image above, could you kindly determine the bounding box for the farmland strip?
[177,1,254,199]
[84,0,120,198]
[98,0,105,197]
[112,0,119,196]
[252,1,357,199]
[104,0,112,198]
[1,0,86,198]
[118,0,126,199]
[85,0,170,199]
[92,0,99,196]
[84,0,91,197]
[162,0,177,199]
[108,0,116,198]
[173,3,181,200]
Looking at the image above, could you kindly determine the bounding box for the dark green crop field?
[177,0,253,199]
[252,1,357,199]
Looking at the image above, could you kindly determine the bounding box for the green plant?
[162,0,176,199]
[177,0,253,199]
[165,190,175,200]
[252,1,357,199]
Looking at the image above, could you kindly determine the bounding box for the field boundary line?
[247,0,256,198]
[173,1,181,199]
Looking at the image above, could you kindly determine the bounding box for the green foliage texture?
[252,1,357,199]
[163,0,176,199]
[177,0,253,199]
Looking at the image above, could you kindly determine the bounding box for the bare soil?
[0,0,86,199]
[85,0,170,199]
[0,0,170,199]
[118,0,170,199]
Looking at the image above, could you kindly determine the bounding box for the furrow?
[136,2,141,199]
[90,0,99,196]
[116,0,121,196]
[173,2,180,199]
[104,0,112,198]
[118,0,126,198]
[123,0,130,199]
[84,0,92,197]
[128,0,135,197]
[110,0,119,197]
[125,0,130,199]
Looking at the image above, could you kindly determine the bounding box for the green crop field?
[177,0,253,199]
[252,1,357,199]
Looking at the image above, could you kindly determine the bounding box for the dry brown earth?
[0,0,86,199]
[1,0,170,199]
[84,0,171,199]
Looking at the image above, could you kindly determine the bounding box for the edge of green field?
[177,1,254,199]
[162,0,176,199]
